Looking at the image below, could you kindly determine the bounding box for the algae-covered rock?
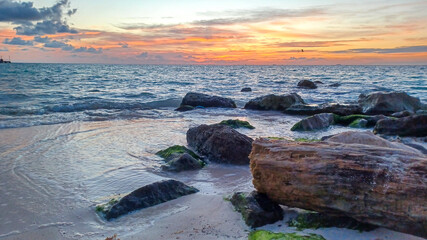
[219,119,255,129]
[288,212,376,231]
[161,153,204,172]
[230,191,283,228]
[156,145,200,160]
[248,231,326,240]
[348,118,368,128]
[105,180,198,220]
[95,196,122,215]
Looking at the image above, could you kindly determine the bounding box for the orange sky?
[0,0,426,64]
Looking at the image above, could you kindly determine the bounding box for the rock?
[391,110,413,118]
[249,231,326,240]
[333,114,387,127]
[297,80,317,89]
[219,119,255,129]
[250,137,427,238]
[348,118,368,128]
[326,131,421,153]
[241,87,252,92]
[244,93,304,111]
[230,191,283,228]
[291,113,335,131]
[156,145,200,160]
[179,92,236,109]
[416,109,427,115]
[314,81,323,84]
[288,212,376,231]
[175,105,195,112]
[358,91,423,115]
[187,124,253,164]
[161,153,204,172]
[329,83,341,87]
[374,115,427,137]
[284,103,362,116]
[104,180,198,220]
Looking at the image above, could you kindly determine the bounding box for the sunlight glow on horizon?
[0,0,426,64]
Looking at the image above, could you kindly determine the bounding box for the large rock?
[244,93,304,111]
[374,115,427,137]
[230,191,283,228]
[291,113,335,131]
[187,124,253,164]
[358,91,423,115]
[250,136,427,238]
[105,180,198,220]
[297,80,317,89]
[161,153,204,172]
[179,92,236,108]
[284,103,362,116]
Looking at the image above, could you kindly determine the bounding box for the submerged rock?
[374,115,427,137]
[178,92,236,109]
[241,87,252,92]
[230,191,283,228]
[219,119,255,129]
[249,231,326,240]
[105,180,198,220]
[291,113,335,131]
[175,105,195,112]
[297,80,317,89]
[157,145,204,172]
[250,137,427,237]
[161,153,204,172]
[284,103,362,116]
[244,93,304,111]
[358,91,423,115]
[187,124,253,164]
[288,212,376,231]
[329,83,341,87]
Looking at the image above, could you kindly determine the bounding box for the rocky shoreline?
[97,89,426,240]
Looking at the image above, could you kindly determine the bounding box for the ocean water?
[0,64,426,239]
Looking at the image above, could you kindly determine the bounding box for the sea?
[0,64,426,240]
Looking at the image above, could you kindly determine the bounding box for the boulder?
[250,137,427,238]
[358,91,423,115]
[297,80,317,89]
[187,124,253,164]
[104,180,198,220]
[284,103,362,116]
[374,115,427,137]
[241,87,252,92]
[161,153,204,172]
[219,119,255,129]
[291,113,335,131]
[178,92,236,109]
[230,191,283,228]
[244,93,304,111]
[391,110,413,118]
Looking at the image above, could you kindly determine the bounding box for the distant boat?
[0,56,11,63]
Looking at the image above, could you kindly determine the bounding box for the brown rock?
[374,115,427,137]
[250,136,427,238]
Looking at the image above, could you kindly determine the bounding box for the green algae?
[293,138,320,142]
[95,197,121,215]
[333,114,369,125]
[290,121,303,131]
[266,137,286,140]
[156,145,200,160]
[219,119,255,129]
[348,118,368,128]
[248,230,326,240]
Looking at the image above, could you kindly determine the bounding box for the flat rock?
[179,92,236,108]
[231,191,283,228]
[105,180,198,220]
[374,114,427,137]
[187,124,253,164]
[284,103,362,116]
[358,91,423,115]
[244,93,304,111]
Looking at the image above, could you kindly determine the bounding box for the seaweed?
[248,230,326,240]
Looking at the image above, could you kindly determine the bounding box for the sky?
[0,0,426,64]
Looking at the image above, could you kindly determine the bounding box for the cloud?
[137,52,148,58]
[3,37,33,45]
[332,45,427,54]
[0,0,78,35]
[118,42,128,48]
[73,46,102,53]
[37,36,102,53]
[274,40,362,48]
[33,36,50,43]
[0,47,8,51]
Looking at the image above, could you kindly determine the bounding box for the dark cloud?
[73,46,102,54]
[0,0,77,35]
[137,52,148,58]
[118,42,128,48]
[332,45,427,54]
[3,37,33,45]
[33,36,50,43]
[36,36,102,53]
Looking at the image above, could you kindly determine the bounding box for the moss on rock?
[248,230,326,240]
[293,138,320,142]
[219,119,255,129]
[333,114,369,125]
[95,196,121,215]
[156,145,200,160]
